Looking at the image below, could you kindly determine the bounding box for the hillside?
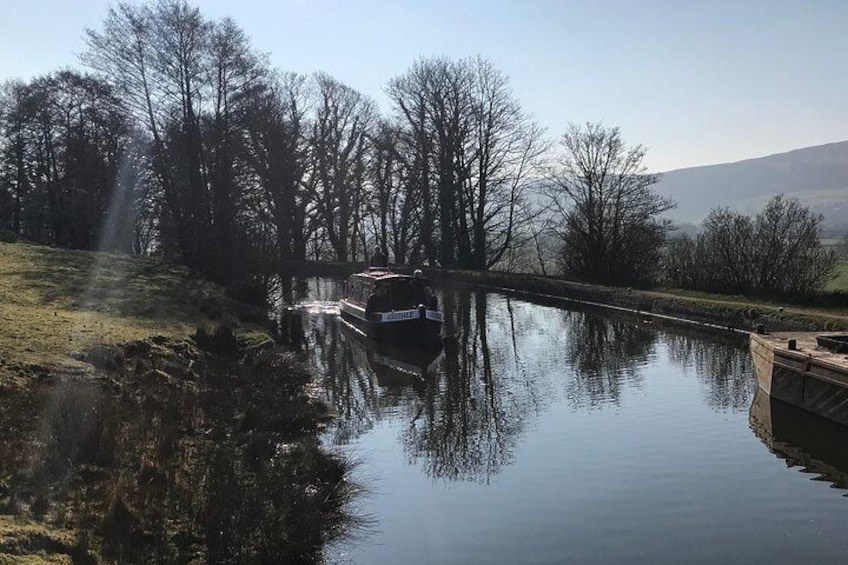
[655,141,848,230]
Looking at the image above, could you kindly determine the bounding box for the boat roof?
[349,268,424,282]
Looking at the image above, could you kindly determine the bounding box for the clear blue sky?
[1,0,846,172]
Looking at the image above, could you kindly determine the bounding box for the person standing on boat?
[369,246,388,268]
[410,269,437,309]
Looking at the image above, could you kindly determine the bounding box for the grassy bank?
[0,242,358,563]
[0,241,267,380]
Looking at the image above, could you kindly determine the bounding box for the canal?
[280,278,848,564]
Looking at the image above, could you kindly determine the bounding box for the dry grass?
[0,241,239,378]
[0,515,77,564]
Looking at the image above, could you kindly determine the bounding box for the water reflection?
[305,281,754,485]
[1,352,358,563]
[750,387,848,492]
[339,322,443,388]
[275,278,343,350]
[666,331,754,410]
[401,292,534,483]
[316,290,542,483]
[559,311,654,408]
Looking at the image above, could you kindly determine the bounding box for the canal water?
[279,278,848,564]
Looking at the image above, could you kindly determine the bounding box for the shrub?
[662,196,836,296]
[193,323,239,356]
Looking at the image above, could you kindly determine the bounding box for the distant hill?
[655,141,848,233]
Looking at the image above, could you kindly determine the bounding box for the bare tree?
[503,204,559,276]
[545,122,674,284]
[0,72,132,248]
[699,208,754,292]
[85,1,207,266]
[0,81,31,236]
[203,16,267,280]
[85,1,274,284]
[462,57,546,269]
[385,64,436,263]
[241,72,312,266]
[753,196,836,293]
[364,121,398,259]
[423,58,470,268]
[387,56,545,269]
[309,73,375,262]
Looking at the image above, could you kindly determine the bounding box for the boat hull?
[750,332,848,427]
[339,299,442,345]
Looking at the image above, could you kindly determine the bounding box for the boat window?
[347,279,361,303]
[354,279,365,303]
[367,281,390,312]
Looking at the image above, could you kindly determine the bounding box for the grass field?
[827,260,848,292]
[0,241,258,379]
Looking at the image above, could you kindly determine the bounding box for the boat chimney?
[787,338,797,351]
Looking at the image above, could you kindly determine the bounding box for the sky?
[0,0,846,172]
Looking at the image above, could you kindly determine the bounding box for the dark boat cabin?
[344,269,434,313]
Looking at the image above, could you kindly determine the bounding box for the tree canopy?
[0,0,695,300]
[544,122,674,284]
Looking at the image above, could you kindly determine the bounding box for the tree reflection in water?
[558,310,654,409]
[314,315,382,445]
[401,292,531,483]
[561,307,752,412]
[315,283,754,486]
[664,330,753,410]
[0,349,362,563]
[321,289,556,483]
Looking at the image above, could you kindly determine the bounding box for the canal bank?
[285,261,848,332]
[426,269,848,333]
[0,242,359,562]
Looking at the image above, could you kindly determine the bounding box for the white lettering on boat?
[381,310,419,322]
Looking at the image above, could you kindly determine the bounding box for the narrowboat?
[339,268,443,345]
